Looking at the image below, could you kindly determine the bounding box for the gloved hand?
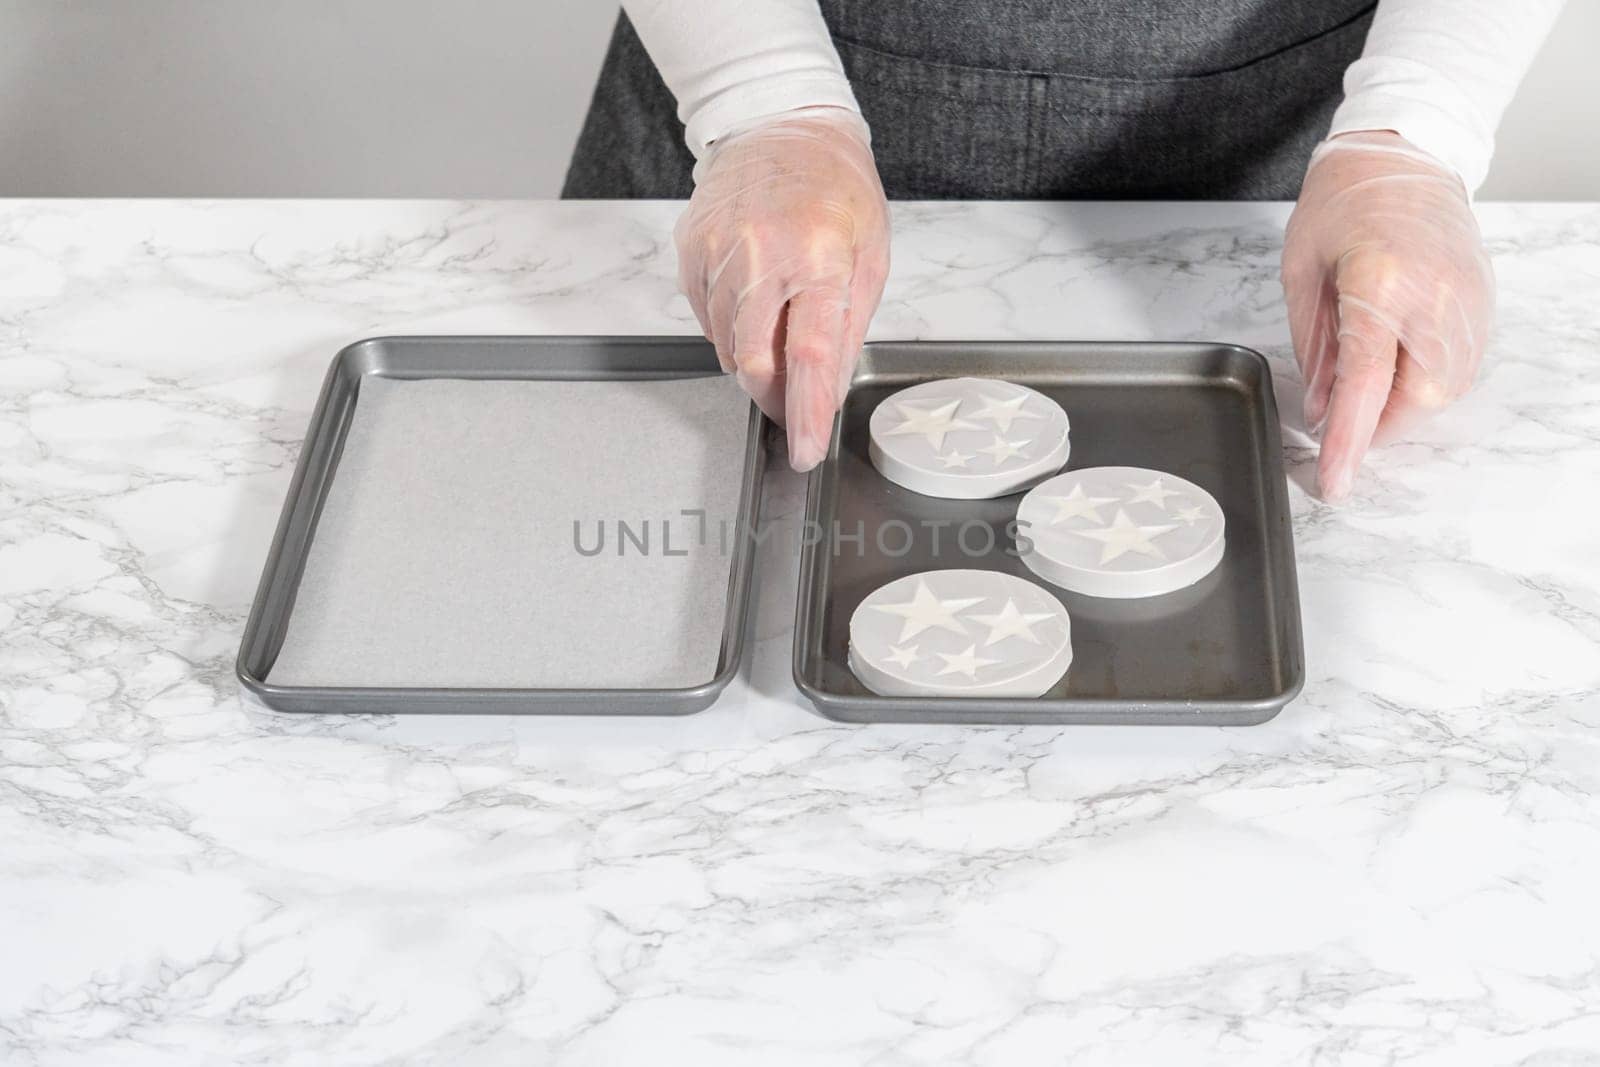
[1282,130,1495,502]
[675,108,891,471]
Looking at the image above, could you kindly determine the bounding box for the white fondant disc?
[848,569,1073,698]
[1015,466,1225,599]
[868,377,1070,499]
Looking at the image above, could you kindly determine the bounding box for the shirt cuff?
[1329,57,1495,191]
[684,75,864,159]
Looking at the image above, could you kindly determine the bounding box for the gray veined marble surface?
[2,199,1599,1065]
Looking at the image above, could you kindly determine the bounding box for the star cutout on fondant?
[1043,483,1119,525]
[881,398,980,450]
[938,450,972,469]
[1174,504,1205,526]
[935,643,1001,680]
[968,598,1055,646]
[1125,478,1183,509]
[882,644,920,669]
[870,578,985,642]
[967,392,1040,433]
[976,434,1030,466]
[1070,508,1179,565]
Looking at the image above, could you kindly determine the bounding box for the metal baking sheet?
[794,341,1304,725]
[237,336,766,716]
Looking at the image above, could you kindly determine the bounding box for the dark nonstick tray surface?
[794,341,1304,725]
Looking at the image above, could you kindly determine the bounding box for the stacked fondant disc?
[848,569,1073,698]
[868,377,1070,499]
[1015,466,1225,598]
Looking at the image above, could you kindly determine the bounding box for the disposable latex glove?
[1282,130,1495,502]
[675,109,890,471]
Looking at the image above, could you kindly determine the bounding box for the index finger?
[783,281,850,471]
[1318,293,1399,502]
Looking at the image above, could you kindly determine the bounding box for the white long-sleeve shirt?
[622,0,1566,191]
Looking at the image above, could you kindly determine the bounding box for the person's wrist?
[1311,129,1468,196]
[713,107,869,152]
[694,107,873,185]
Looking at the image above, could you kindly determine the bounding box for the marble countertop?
[3,199,1599,1064]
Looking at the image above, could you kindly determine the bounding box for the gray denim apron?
[564,1,1376,200]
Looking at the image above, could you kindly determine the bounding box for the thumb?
[783,281,850,472]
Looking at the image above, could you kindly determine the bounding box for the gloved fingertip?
[1317,454,1357,504]
[783,342,841,471]
[786,390,837,471]
[1318,474,1352,504]
[787,422,829,471]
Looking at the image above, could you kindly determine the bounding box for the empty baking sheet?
[238,336,765,715]
[793,341,1304,725]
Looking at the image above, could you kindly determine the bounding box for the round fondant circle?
[848,569,1073,698]
[868,377,1070,499]
[1015,466,1225,599]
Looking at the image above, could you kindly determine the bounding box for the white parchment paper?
[268,373,752,690]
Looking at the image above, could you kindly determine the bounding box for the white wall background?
[0,0,1595,200]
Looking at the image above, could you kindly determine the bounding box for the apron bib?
[563,1,1376,199]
